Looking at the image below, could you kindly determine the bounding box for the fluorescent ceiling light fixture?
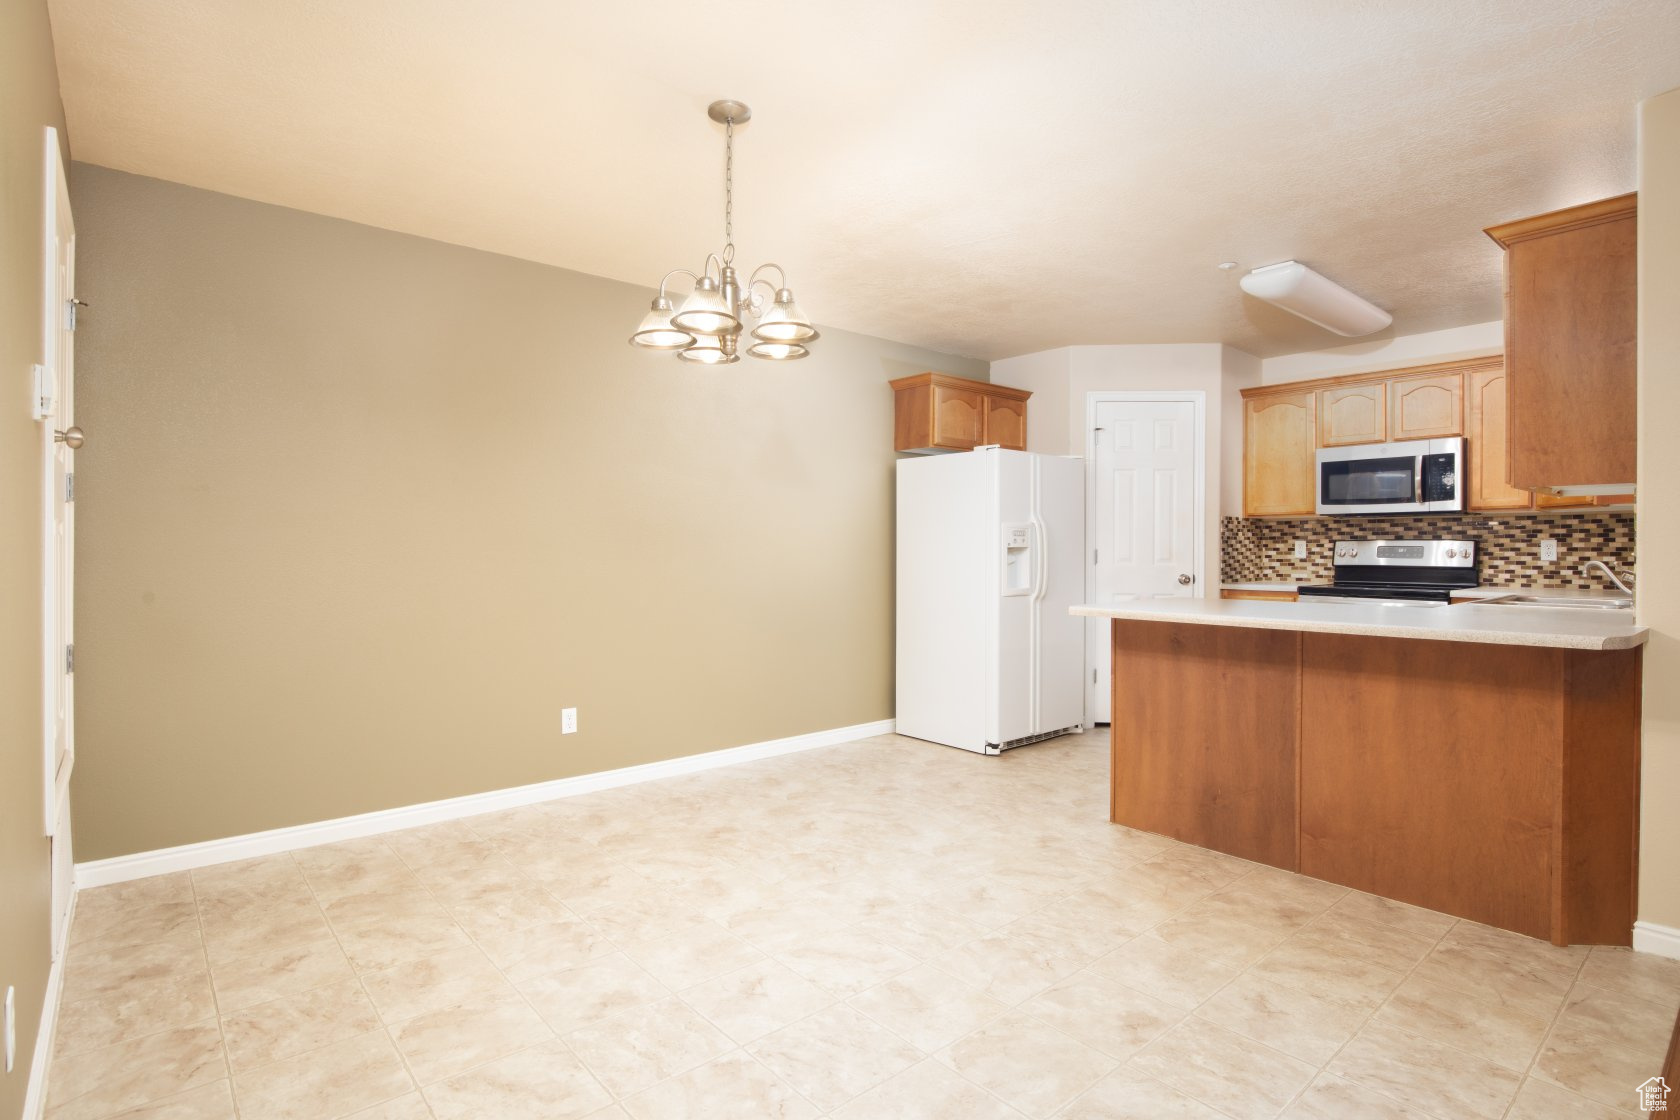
[628,100,817,364]
[1239,261,1392,337]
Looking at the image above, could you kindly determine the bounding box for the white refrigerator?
[896,448,1086,754]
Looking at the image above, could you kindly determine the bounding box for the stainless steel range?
[1296,539,1478,607]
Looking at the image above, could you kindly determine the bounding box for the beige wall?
[1258,321,1505,384]
[1637,87,1680,938]
[0,0,68,1113]
[69,165,985,861]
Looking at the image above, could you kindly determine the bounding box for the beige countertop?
[1075,597,1647,650]
[1219,582,1632,602]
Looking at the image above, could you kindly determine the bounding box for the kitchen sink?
[1477,594,1633,610]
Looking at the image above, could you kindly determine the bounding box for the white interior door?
[41,126,77,954]
[1088,399,1200,723]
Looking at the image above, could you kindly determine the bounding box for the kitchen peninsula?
[1074,598,1646,946]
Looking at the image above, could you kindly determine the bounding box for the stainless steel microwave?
[1315,437,1464,515]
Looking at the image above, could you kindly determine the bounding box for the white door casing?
[1085,393,1205,723]
[41,126,77,954]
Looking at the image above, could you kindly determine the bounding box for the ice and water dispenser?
[1002,523,1033,595]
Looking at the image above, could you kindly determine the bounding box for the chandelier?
[629,100,818,363]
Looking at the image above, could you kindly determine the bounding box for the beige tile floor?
[45,729,1679,1119]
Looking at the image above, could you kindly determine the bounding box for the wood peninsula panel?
[1104,614,1640,945]
[1556,647,1642,945]
[1111,620,1299,869]
[1219,589,1300,602]
[1243,391,1317,517]
[1318,383,1386,447]
[1487,194,1637,489]
[1299,634,1560,938]
[1387,372,1464,439]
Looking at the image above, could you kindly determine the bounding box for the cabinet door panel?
[1244,392,1317,517]
[984,394,1027,450]
[1318,384,1385,447]
[1388,374,1464,439]
[1504,210,1637,488]
[931,386,984,449]
[1467,367,1531,511]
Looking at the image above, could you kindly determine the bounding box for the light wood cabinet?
[1243,391,1317,517]
[1388,372,1464,439]
[1109,620,1642,945]
[1486,195,1637,490]
[890,372,1030,454]
[984,393,1027,450]
[1220,589,1300,602]
[1317,384,1385,447]
[1466,365,1532,511]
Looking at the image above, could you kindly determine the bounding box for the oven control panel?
[1332,539,1477,567]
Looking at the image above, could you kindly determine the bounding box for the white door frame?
[1083,390,1207,723]
[40,124,77,952]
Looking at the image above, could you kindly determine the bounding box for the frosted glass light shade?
[746,341,810,361]
[1238,261,1391,337]
[677,339,738,364]
[671,277,741,336]
[750,288,819,343]
[629,296,697,350]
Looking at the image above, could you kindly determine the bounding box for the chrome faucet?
[1581,559,1635,595]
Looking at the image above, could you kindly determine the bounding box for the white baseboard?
[75,719,895,889]
[1633,920,1680,961]
[21,893,75,1120]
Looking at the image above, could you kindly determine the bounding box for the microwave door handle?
[1415,458,1424,505]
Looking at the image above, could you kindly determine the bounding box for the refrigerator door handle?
[1031,515,1049,602]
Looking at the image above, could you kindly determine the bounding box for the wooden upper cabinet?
[1318,383,1386,447]
[1388,373,1464,440]
[891,372,1030,453]
[983,393,1027,450]
[1486,195,1637,490]
[1243,390,1317,517]
[931,384,984,449]
[1466,364,1532,511]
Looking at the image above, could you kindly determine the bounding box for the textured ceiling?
[46,0,1680,360]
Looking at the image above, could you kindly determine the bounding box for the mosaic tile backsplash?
[1221,511,1636,588]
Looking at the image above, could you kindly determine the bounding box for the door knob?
[54,426,84,449]
[1178,573,1193,585]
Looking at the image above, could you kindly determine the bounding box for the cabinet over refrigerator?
[896,448,1086,754]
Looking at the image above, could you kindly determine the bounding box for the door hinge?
[65,298,86,331]
[1093,549,1099,564]
[65,644,74,675]
[64,472,74,504]
[1093,668,1098,684]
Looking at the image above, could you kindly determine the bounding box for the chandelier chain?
[723,116,735,264]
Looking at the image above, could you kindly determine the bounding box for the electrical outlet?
[1540,539,1558,563]
[561,708,578,735]
[4,984,14,1073]
[1293,540,1307,560]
